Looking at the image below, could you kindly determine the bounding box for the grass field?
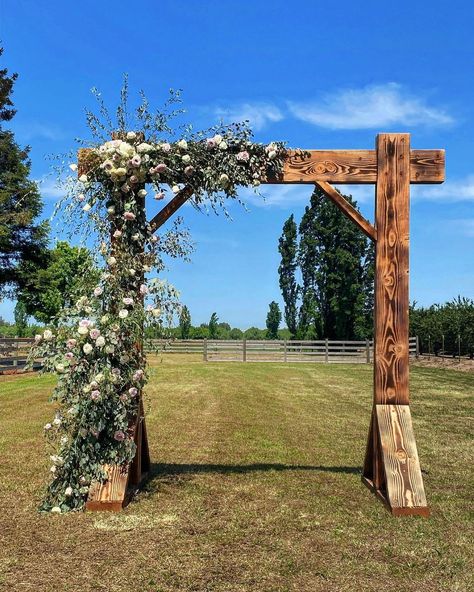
[1,355,473,592]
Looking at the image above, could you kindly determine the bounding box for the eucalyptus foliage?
[29,84,287,512]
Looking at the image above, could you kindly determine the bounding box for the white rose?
[108,257,117,266]
[53,417,61,426]
[182,154,191,163]
[43,329,53,341]
[55,364,65,373]
[152,308,161,317]
[83,203,92,212]
[137,142,153,153]
[177,139,188,150]
[107,206,115,214]
[105,345,115,354]
[219,141,228,150]
[118,309,129,319]
[78,326,88,335]
[83,343,93,354]
[34,334,42,342]
[79,174,88,183]
[96,335,105,347]
[160,142,171,152]
[268,150,277,159]
[213,134,222,144]
[128,268,136,276]
[95,373,104,382]
[219,174,230,187]
[44,423,52,430]
[65,486,73,497]
[126,131,137,140]
[69,163,78,171]
[51,507,61,514]
[118,142,135,157]
[172,185,180,193]
[137,189,147,198]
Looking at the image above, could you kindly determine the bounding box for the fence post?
[458,334,461,362]
[284,340,287,362]
[366,339,370,364]
[441,334,445,358]
[428,334,431,359]
[243,338,247,362]
[416,335,420,359]
[203,339,208,362]
[325,338,329,363]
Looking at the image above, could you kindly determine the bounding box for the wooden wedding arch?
[78,133,445,516]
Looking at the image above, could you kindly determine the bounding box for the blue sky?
[0,0,473,328]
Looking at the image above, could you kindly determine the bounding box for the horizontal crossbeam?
[149,185,193,230]
[77,147,445,185]
[265,149,445,185]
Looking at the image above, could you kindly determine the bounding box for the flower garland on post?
[32,127,286,512]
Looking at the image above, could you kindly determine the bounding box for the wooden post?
[283,340,287,362]
[416,335,420,359]
[203,338,208,362]
[366,339,370,364]
[362,134,429,517]
[325,338,329,363]
[242,338,247,362]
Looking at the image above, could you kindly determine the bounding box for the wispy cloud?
[13,121,66,141]
[287,83,454,130]
[36,176,65,200]
[238,184,314,208]
[413,175,474,202]
[214,102,284,131]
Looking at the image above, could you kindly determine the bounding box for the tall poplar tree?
[0,47,48,295]
[266,301,282,339]
[298,186,372,339]
[179,305,191,339]
[278,214,299,336]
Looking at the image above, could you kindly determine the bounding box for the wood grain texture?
[77,148,445,185]
[376,405,428,511]
[149,186,193,231]
[374,134,410,405]
[315,181,377,241]
[264,149,444,184]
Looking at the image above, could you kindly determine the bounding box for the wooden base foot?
[362,404,429,517]
[86,400,150,512]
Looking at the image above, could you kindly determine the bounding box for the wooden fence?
[0,336,419,374]
[203,337,419,363]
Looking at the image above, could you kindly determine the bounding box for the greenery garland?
[30,89,288,512]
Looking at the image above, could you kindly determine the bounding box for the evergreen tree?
[0,47,48,295]
[278,214,299,336]
[17,241,99,324]
[266,301,282,339]
[208,312,219,339]
[297,186,372,339]
[179,305,191,339]
[13,300,28,337]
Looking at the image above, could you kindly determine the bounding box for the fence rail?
[0,336,420,374]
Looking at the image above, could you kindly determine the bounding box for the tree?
[297,186,372,339]
[278,214,299,336]
[0,47,49,295]
[13,300,28,337]
[208,312,219,339]
[17,241,99,324]
[179,305,191,339]
[266,301,281,339]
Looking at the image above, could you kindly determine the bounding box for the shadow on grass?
[143,462,361,492]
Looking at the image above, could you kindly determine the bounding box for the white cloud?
[238,184,314,208]
[214,102,284,131]
[36,176,65,200]
[413,175,474,202]
[287,83,454,129]
[13,122,65,141]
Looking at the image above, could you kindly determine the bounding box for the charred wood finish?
[149,185,194,231]
[315,181,377,241]
[265,149,444,185]
[374,134,410,406]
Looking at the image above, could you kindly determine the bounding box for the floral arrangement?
[30,86,287,512]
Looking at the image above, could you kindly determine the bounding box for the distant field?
[0,355,473,592]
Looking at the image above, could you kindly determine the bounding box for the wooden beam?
[267,149,445,185]
[77,147,445,185]
[148,186,194,231]
[373,133,410,405]
[315,181,377,241]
